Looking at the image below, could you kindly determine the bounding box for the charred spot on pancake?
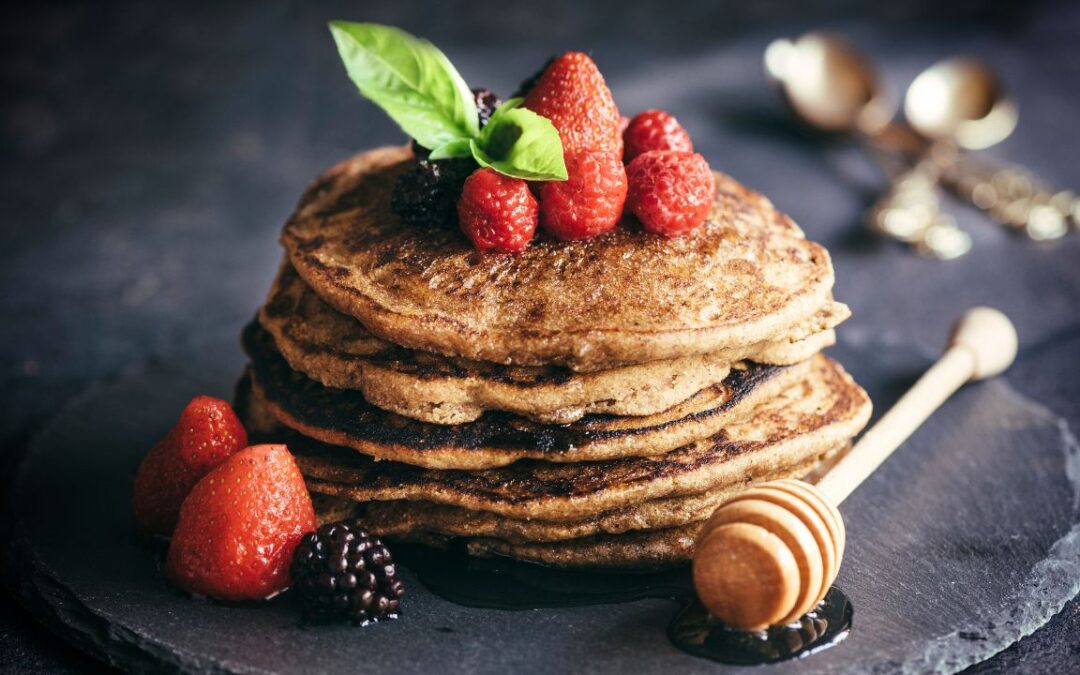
[263,286,296,319]
[294,235,326,254]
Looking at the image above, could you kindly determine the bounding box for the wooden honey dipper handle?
[815,307,1018,506]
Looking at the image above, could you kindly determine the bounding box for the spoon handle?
[936,151,1077,239]
[815,346,974,505]
[864,157,972,259]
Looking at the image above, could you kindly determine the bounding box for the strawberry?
[133,395,248,536]
[457,168,539,253]
[622,109,694,162]
[523,52,622,157]
[539,150,627,241]
[166,444,316,601]
[626,151,716,237]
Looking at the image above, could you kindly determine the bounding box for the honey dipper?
[692,307,1018,630]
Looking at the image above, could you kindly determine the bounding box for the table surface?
[2,1,1078,672]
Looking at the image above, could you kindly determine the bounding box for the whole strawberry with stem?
[626,151,716,237]
[166,444,316,601]
[458,168,539,253]
[623,109,694,162]
[540,150,627,241]
[132,395,248,536]
[524,52,623,157]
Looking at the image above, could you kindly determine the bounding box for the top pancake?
[282,146,837,371]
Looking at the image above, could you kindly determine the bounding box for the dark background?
[2,0,1078,672]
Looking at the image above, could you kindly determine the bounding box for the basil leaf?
[470,99,567,181]
[428,138,473,160]
[328,21,479,150]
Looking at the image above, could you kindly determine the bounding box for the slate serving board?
[6,336,1079,674]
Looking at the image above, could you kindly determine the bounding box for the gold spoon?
[764,34,971,259]
[766,36,1078,249]
[904,58,1017,151]
[764,33,894,138]
[905,58,1073,240]
[693,307,1018,630]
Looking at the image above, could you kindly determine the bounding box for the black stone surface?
[2,0,1079,672]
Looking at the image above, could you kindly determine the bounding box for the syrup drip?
[397,543,852,665]
[395,543,691,608]
[667,588,852,665]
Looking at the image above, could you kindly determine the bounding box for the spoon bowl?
[765,34,893,136]
[904,58,1018,150]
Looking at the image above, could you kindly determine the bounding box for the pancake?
[467,524,700,568]
[311,493,357,526]
[282,145,838,371]
[292,355,872,521]
[370,523,702,569]
[309,495,698,568]
[260,261,847,425]
[243,320,815,469]
[347,449,833,543]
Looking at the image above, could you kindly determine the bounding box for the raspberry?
[626,151,716,237]
[290,520,405,625]
[457,168,539,252]
[391,159,476,228]
[623,109,694,162]
[472,88,502,128]
[539,150,627,241]
[523,52,622,156]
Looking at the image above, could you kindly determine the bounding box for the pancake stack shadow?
[237,146,872,568]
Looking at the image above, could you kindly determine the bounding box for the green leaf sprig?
[329,21,566,181]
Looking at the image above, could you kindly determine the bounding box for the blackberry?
[391,158,476,228]
[410,140,429,161]
[411,88,503,161]
[472,88,502,127]
[510,56,555,99]
[290,520,405,625]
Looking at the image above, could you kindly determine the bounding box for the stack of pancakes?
[237,146,871,568]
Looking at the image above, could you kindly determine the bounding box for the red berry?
[540,150,627,241]
[457,168,538,253]
[166,444,315,601]
[623,109,694,162]
[133,395,248,536]
[523,52,622,157]
[626,151,716,237]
